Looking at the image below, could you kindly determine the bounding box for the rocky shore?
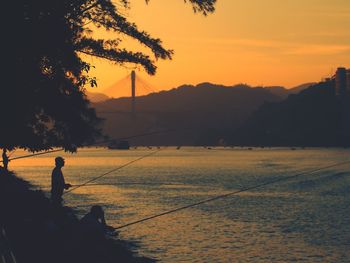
[0,169,155,263]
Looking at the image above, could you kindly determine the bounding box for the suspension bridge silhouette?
[100,71,159,115]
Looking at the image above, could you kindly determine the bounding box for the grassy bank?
[0,168,155,263]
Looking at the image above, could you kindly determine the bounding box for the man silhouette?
[2,149,9,170]
[51,157,71,206]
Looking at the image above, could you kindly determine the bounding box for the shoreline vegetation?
[0,168,155,263]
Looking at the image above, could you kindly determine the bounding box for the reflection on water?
[10,147,350,262]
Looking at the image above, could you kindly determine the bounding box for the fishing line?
[64,149,161,195]
[1,129,174,163]
[114,159,350,230]
[108,129,176,141]
[7,150,16,158]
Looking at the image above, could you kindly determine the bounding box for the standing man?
[2,148,9,170]
[51,156,71,206]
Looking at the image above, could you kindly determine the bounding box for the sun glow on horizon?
[86,0,350,98]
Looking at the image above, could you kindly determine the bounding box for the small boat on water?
[108,140,130,150]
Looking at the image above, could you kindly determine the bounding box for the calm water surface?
[10,147,350,262]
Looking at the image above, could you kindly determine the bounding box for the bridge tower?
[131,70,136,115]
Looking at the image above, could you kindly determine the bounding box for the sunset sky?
[86,0,350,98]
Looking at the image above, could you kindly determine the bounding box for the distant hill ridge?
[264,82,315,98]
[233,80,350,147]
[87,82,314,103]
[95,83,281,113]
[92,82,313,145]
[86,91,110,103]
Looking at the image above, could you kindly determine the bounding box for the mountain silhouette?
[93,83,295,145]
[289,82,316,94]
[264,82,315,99]
[86,91,110,103]
[233,80,350,147]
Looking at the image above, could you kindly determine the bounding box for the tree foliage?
[2,0,216,152]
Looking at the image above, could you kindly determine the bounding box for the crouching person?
[78,205,118,262]
[80,205,117,240]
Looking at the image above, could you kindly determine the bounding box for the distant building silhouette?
[335,67,347,96]
[347,69,350,95]
[333,67,350,142]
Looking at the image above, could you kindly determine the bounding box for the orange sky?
[85,0,350,98]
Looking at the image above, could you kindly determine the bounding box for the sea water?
[10,147,350,262]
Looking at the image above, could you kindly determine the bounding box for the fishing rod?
[40,182,200,190]
[64,149,161,195]
[8,149,64,162]
[1,129,175,163]
[114,159,350,230]
[70,182,195,187]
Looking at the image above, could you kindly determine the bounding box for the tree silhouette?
[2,0,216,153]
